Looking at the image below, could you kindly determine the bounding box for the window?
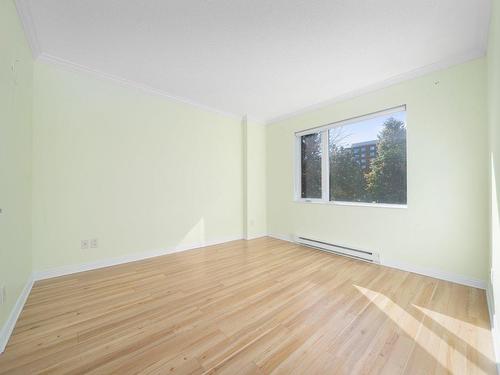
[295,106,407,206]
[300,133,322,199]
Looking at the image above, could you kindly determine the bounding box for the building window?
[295,106,407,205]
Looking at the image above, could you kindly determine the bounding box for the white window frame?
[294,105,407,209]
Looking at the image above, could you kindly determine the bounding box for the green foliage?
[367,118,407,204]
[329,146,367,202]
[301,133,322,198]
[301,116,406,204]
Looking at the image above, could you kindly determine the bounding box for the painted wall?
[0,0,33,334]
[267,59,489,281]
[488,0,500,362]
[32,61,243,271]
[243,121,267,239]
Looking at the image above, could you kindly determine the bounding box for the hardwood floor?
[0,237,495,374]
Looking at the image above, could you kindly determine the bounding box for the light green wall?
[0,1,33,329]
[488,0,500,361]
[244,121,267,239]
[1,0,496,344]
[267,59,489,280]
[32,61,244,271]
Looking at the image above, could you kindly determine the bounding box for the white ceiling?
[17,0,491,123]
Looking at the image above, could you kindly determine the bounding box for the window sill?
[294,199,407,209]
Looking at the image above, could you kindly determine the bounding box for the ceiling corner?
[15,0,42,59]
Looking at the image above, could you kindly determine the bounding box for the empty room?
[1,0,500,373]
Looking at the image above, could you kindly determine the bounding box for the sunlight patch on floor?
[354,284,490,373]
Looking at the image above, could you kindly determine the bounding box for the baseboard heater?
[296,236,380,263]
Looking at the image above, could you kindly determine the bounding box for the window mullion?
[321,130,329,202]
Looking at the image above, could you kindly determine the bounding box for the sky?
[329,111,406,147]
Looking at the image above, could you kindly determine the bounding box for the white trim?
[1,237,239,353]
[269,233,486,289]
[333,201,406,209]
[267,233,296,242]
[486,281,500,374]
[0,276,34,353]
[381,258,486,290]
[293,106,408,206]
[294,199,407,209]
[267,49,485,125]
[294,198,325,204]
[14,0,41,58]
[0,236,491,357]
[245,233,268,240]
[35,53,242,121]
[293,136,302,201]
[12,0,487,126]
[321,131,329,201]
[295,105,406,137]
[33,236,242,281]
[14,0,486,126]
[297,236,379,263]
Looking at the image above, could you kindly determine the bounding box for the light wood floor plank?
[0,237,495,374]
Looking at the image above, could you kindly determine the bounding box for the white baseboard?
[33,236,243,281]
[1,236,243,354]
[2,234,491,359]
[0,276,34,354]
[486,282,500,374]
[267,233,295,242]
[381,258,486,290]
[245,233,268,240]
[268,233,487,289]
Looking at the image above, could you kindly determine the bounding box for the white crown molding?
[0,275,34,354]
[35,53,244,121]
[15,0,41,58]
[33,236,243,281]
[14,0,487,125]
[15,0,245,121]
[269,233,487,289]
[481,0,493,57]
[266,49,486,125]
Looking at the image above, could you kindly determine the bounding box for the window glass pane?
[329,110,407,204]
[301,133,322,198]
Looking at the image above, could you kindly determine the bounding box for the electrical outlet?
[90,238,98,248]
[81,239,89,249]
[0,285,5,305]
